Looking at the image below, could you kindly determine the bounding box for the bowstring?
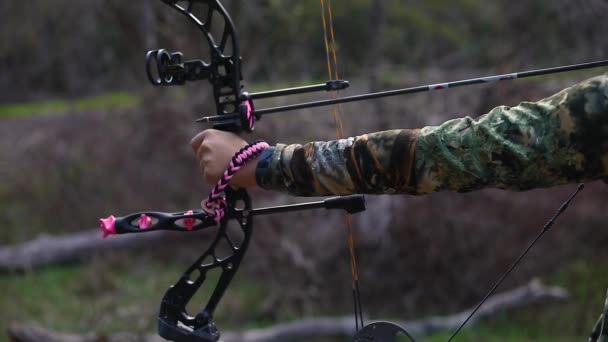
[320,0,365,332]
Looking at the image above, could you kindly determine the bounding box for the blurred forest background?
[1,0,608,341]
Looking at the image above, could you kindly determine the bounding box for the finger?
[200,199,214,214]
[198,157,206,175]
[196,142,206,161]
[204,172,217,185]
[190,131,205,152]
[197,137,215,162]
[190,129,213,152]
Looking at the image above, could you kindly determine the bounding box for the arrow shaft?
[254,60,608,116]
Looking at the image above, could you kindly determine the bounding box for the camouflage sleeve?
[256,74,608,196]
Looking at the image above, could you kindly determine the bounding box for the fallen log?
[7,279,568,341]
[0,229,171,272]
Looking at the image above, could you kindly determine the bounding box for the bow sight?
[146,45,349,132]
[144,0,349,133]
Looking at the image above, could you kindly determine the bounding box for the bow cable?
[320,0,365,332]
[447,184,585,341]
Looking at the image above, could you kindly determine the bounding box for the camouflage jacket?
[255,74,608,196]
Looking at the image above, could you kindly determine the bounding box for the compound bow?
[100,1,608,341]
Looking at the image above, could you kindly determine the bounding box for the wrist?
[230,157,258,188]
[225,142,270,189]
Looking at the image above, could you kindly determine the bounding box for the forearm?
[416,74,608,193]
[256,74,608,196]
[256,129,418,196]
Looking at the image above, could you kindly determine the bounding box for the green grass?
[0,253,269,337]
[0,92,140,117]
[1,257,605,340]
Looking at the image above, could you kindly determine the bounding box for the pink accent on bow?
[244,100,254,129]
[99,215,116,238]
[139,214,152,229]
[183,210,195,230]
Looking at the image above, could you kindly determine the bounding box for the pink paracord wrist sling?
[203,140,269,222]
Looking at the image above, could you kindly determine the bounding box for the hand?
[190,129,258,188]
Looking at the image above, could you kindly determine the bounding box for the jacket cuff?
[255,144,286,191]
